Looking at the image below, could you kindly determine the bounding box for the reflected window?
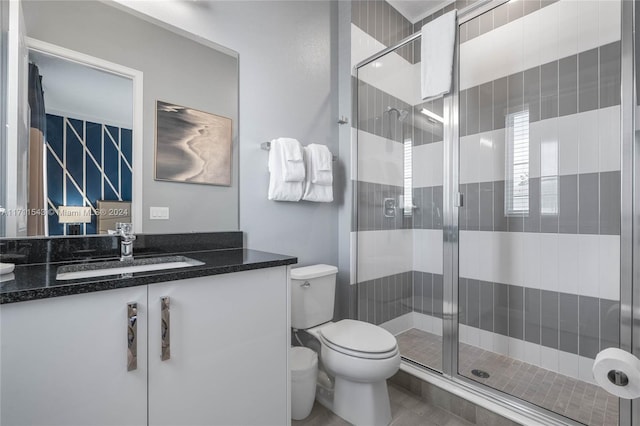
[505,110,529,215]
[403,137,413,216]
[540,138,558,215]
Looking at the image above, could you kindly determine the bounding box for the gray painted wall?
[22,1,239,234]
[116,1,341,270]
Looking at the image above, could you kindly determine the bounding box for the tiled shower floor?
[396,328,618,426]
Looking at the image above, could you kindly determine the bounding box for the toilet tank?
[291,264,338,330]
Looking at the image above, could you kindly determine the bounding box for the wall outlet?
[150,206,169,220]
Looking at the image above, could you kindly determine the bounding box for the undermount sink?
[56,256,205,281]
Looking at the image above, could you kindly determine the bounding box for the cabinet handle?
[127,303,137,371]
[161,297,170,361]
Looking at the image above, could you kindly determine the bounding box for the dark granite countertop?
[0,248,297,304]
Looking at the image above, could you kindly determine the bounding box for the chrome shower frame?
[355,0,637,424]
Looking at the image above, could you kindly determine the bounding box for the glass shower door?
[457,1,622,424]
[355,37,445,373]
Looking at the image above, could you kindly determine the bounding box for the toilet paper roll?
[592,348,640,399]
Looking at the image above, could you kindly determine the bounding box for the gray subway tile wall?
[578,48,599,113]
[524,67,540,123]
[460,0,558,44]
[458,174,619,235]
[523,177,540,233]
[455,277,619,359]
[493,77,508,130]
[352,181,442,231]
[559,292,579,354]
[466,86,480,136]
[507,72,524,116]
[508,285,524,339]
[467,279,480,328]
[351,1,413,63]
[357,271,413,325]
[558,55,578,116]
[540,290,559,349]
[558,175,578,234]
[600,299,620,350]
[479,280,494,332]
[493,283,509,336]
[524,288,541,345]
[540,60,559,120]
[459,278,468,325]
[479,182,493,231]
[466,183,480,231]
[600,41,622,109]
[357,79,441,147]
[579,296,600,359]
[600,171,621,235]
[578,173,600,234]
[479,81,494,133]
[433,274,444,318]
[460,41,621,138]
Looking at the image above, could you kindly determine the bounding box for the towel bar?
[261,141,337,161]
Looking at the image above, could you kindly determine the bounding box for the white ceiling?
[29,50,133,128]
[386,0,452,24]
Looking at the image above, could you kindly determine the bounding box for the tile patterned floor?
[293,382,474,426]
[396,328,619,426]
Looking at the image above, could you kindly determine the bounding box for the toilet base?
[332,377,392,426]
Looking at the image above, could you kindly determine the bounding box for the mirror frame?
[26,37,144,234]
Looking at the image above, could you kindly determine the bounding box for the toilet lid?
[318,319,397,354]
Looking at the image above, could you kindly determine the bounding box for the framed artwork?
[155,100,232,186]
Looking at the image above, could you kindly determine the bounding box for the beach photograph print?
[155,100,232,186]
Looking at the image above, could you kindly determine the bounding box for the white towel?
[272,138,305,182]
[268,140,304,202]
[421,10,457,100]
[302,145,333,203]
[307,144,333,185]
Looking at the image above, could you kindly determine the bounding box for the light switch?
[150,206,169,220]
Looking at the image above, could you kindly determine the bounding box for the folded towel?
[271,138,305,182]
[268,141,303,201]
[302,145,333,202]
[421,10,457,100]
[276,137,303,162]
[307,144,333,186]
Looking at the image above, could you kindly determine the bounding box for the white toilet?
[291,264,400,426]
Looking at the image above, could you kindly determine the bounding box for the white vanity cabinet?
[0,286,148,426]
[147,267,290,426]
[0,265,290,426]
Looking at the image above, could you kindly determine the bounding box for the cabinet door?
[0,287,148,426]
[148,267,289,426]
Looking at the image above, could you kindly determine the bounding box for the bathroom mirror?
[1,0,239,237]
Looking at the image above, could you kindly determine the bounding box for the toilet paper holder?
[608,369,630,387]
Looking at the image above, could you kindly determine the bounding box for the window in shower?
[402,137,412,216]
[505,109,529,216]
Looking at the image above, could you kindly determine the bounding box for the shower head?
[386,106,409,122]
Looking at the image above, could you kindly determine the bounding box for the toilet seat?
[318,319,398,360]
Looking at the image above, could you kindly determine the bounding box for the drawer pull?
[161,297,170,361]
[127,303,137,371]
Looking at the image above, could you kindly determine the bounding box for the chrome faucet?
[115,222,136,261]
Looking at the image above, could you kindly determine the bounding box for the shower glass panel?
[457,1,621,424]
[356,38,444,372]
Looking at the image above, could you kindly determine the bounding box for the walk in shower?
[353,0,636,424]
